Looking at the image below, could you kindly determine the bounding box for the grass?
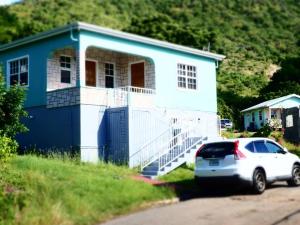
[0,156,174,225]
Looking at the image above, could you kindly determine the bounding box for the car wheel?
[252,169,266,194]
[287,165,300,187]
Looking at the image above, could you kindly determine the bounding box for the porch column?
[77,48,86,87]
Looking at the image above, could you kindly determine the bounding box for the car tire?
[252,169,266,194]
[287,165,300,187]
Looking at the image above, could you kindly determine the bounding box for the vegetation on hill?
[0,156,173,225]
[0,0,299,127]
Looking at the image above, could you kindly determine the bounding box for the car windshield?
[221,119,230,123]
[198,142,235,159]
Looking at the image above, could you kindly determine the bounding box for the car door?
[253,140,277,179]
[265,141,290,177]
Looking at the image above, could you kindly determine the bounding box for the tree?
[125,14,217,51]
[0,67,28,138]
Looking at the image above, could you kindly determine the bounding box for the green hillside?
[1,0,300,127]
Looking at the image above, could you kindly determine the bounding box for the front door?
[130,62,144,88]
[85,60,96,87]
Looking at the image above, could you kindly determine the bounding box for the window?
[265,141,282,154]
[271,110,277,119]
[197,142,235,159]
[259,111,263,121]
[105,63,114,88]
[245,142,255,153]
[253,141,269,153]
[177,63,197,90]
[8,56,29,86]
[60,56,71,83]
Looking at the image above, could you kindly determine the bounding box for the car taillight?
[234,141,246,160]
[195,144,205,157]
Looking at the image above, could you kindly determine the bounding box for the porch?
[46,46,156,108]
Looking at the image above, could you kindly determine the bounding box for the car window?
[198,142,235,158]
[245,142,255,152]
[265,141,283,153]
[253,141,269,153]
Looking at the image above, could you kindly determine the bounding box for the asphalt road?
[101,183,300,225]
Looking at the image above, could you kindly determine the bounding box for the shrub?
[254,124,272,137]
[0,73,28,138]
[0,136,18,163]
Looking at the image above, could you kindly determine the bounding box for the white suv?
[194,138,300,194]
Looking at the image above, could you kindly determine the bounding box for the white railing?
[80,86,155,107]
[118,86,156,95]
[158,125,202,171]
[129,117,203,171]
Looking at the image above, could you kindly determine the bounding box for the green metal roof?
[241,94,300,113]
[0,22,226,61]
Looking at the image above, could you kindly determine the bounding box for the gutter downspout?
[70,24,79,42]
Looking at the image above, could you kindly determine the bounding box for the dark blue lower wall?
[17,105,80,151]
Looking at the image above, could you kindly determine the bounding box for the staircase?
[141,139,203,178]
[131,119,205,179]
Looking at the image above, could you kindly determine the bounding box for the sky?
[0,0,20,6]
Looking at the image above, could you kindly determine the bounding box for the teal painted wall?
[0,29,217,111]
[80,30,217,112]
[0,32,78,107]
[243,108,268,130]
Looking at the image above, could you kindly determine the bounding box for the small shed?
[282,107,300,143]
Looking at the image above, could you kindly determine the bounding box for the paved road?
[101,183,300,225]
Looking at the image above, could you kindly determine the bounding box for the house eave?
[0,23,76,52]
[77,22,226,61]
[0,22,226,61]
[241,106,266,113]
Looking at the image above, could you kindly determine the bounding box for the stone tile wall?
[86,47,155,89]
[47,48,77,90]
[47,87,80,108]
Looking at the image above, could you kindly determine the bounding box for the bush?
[0,136,18,163]
[0,73,28,138]
[254,124,272,137]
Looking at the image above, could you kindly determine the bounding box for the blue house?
[0,22,225,177]
[241,94,300,131]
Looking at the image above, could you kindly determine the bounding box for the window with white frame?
[8,56,29,86]
[177,63,197,90]
[105,63,114,88]
[60,56,71,83]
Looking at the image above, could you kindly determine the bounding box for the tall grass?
[0,156,174,225]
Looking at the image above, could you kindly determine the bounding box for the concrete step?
[143,166,159,172]
[142,170,158,176]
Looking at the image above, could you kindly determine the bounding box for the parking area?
[101,183,300,225]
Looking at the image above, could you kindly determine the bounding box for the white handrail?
[130,116,202,171]
[157,125,202,171]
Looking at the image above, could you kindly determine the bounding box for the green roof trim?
[0,22,225,61]
[241,94,300,113]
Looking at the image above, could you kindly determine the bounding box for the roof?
[0,22,225,61]
[241,94,300,113]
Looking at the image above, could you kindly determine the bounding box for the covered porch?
[46,46,156,108]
